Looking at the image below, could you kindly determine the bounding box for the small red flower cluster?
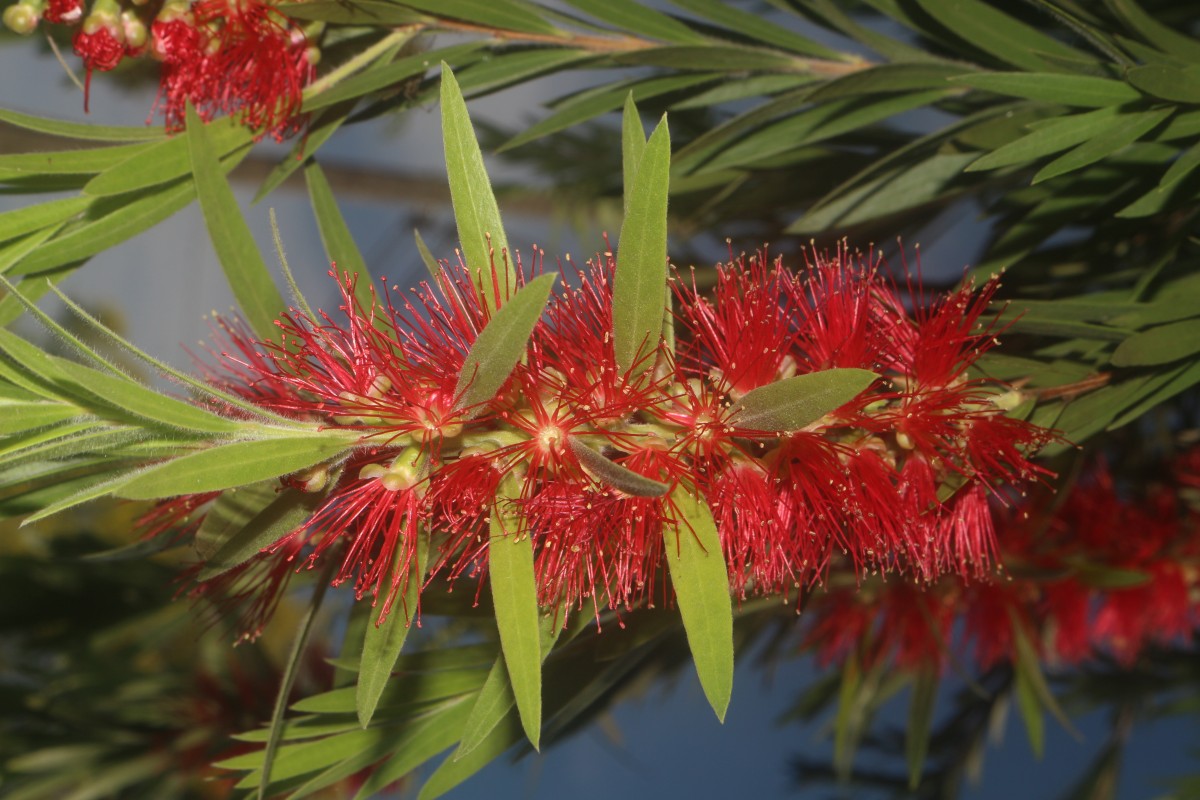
[156,246,1055,640]
[804,448,1200,671]
[2,0,314,138]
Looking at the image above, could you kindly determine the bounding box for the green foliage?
[2,1,1200,797]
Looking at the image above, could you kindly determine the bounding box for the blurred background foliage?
[2,0,1200,797]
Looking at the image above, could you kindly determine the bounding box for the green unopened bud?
[3,2,41,34]
[121,11,147,49]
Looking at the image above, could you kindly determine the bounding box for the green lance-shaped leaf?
[488,476,543,749]
[613,115,670,378]
[1032,106,1173,184]
[1127,64,1200,104]
[186,103,286,341]
[622,93,647,218]
[569,437,668,497]
[194,479,283,560]
[117,435,355,500]
[666,484,733,722]
[441,64,514,312]
[454,272,556,415]
[197,486,325,580]
[305,161,374,314]
[414,229,442,281]
[906,671,938,789]
[452,613,563,762]
[1111,319,1200,367]
[357,528,429,728]
[965,105,1123,172]
[952,72,1142,107]
[729,369,878,431]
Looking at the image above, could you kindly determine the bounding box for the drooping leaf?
[665,485,733,722]
[194,480,282,559]
[730,369,878,431]
[488,478,543,748]
[569,437,669,497]
[453,272,557,414]
[613,116,670,376]
[116,435,355,500]
[86,118,252,196]
[912,0,1092,71]
[0,141,152,179]
[414,228,442,279]
[0,108,169,141]
[255,101,357,203]
[356,529,429,727]
[256,577,332,800]
[1111,319,1200,366]
[197,487,324,580]
[453,614,562,760]
[501,73,717,152]
[906,671,938,789]
[9,179,198,276]
[350,700,476,799]
[668,0,847,59]
[187,105,285,340]
[441,64,514,312]
[562,0,707,43]
[952,72,1141,107]
[1126,64,1200,103]
[1033,106,1173,183]
[965,106,1123,172]
[0,196,91,245]
[1106,0,1200,62]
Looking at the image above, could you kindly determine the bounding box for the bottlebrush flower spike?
[140,241,1059,639]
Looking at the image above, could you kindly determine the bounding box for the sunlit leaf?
[666,485,733,722]
[0,108,169,141]
[187,104,286,340]
[488,477,543,748]
[441,64,515,311]
[116,436,355,500]
[613,116,670,376]
[357,531,428,727]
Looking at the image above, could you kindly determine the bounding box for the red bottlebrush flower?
[674,250,800,396]
[44,0,83,24]
[73,8,124,112]
[151,0,314,140]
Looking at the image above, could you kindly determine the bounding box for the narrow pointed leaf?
[256,102,355,202]
[454,614,562,760]
[1127,64,1200,103]
[0,108,168,141]
[730,369,877,431]
[421,710,521,799]
[906,671,937,789]
[953,72,1141,107]
[356,531,429,727]
[198,487,325,580]
[454,272,556,414]
[622,93,647,217]
[569,437,668,496]
[0,197,91,246]
[441,65,514,311]
[666,485,733,721]
[87,118,251,196]
[1107,0,1200,62]
[965,106,1124,172]
[415,229,442,280]
[117,436,354,500]
[1111,319,1200,366]
[305,161,374,313]
[668,0,845,58]
[0,141,151,178]
[187,104,285,340]
[257,576,331,800]
[1033,107,1172,183]
[912,0,1091,71]
[613,116,670,376]
[488,479,543,749]
[194,480,282,559]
